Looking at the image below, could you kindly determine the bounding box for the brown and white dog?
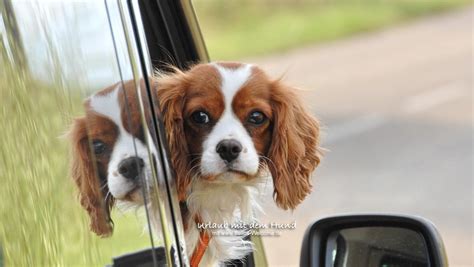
[68,62,321,265]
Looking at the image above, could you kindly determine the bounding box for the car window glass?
[0,1,170,265]
[106,0,188,265]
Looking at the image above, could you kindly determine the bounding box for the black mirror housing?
[300,214,448,267]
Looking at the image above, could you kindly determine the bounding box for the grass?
[0,62,152,266]
[193,0,472,60]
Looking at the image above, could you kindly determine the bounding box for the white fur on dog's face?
[200,64,260,181]
[89,86,152,200]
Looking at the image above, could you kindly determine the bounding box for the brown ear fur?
[268,81,322,210]
[69,117,113,237]
[153,71,191,201]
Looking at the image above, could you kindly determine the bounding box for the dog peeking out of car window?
[67,62,322,266]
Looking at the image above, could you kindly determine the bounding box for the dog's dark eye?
[191,111,210,124]
[92,140,106,154]
[247,111,267,125]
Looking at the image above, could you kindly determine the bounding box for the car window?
[0,1,183,265]
[105,0,188,265]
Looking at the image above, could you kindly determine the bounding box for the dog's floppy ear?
[153,71,191,201]
[267,80,322,210]
[68,117,113,237]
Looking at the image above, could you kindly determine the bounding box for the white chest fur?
[185,177,265,266]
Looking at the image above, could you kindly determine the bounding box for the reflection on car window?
[105,1,188,265]
[0,1,167,266]
[13,1,132,89]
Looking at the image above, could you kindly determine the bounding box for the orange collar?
[190,217,211,267]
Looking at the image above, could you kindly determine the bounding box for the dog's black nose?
[118,157,144,180]
[216,139,242,163]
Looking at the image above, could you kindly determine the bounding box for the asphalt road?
[251,7,473,267]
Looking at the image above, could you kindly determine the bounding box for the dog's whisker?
[258,154,277,172]
[104,191,111,203]
[99,182,108,191]
[185,164,201,181]
[187,157,201,166]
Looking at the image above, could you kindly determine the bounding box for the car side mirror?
[300,214,448,267]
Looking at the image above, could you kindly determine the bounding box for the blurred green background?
[0,0,471,266]
[0,2,151,266]
[0,57,151,266]
[193,0,471,60]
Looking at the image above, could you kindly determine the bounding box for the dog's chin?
[123,187,144,203]
[112,185,144,204]
[209,169,256,183]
